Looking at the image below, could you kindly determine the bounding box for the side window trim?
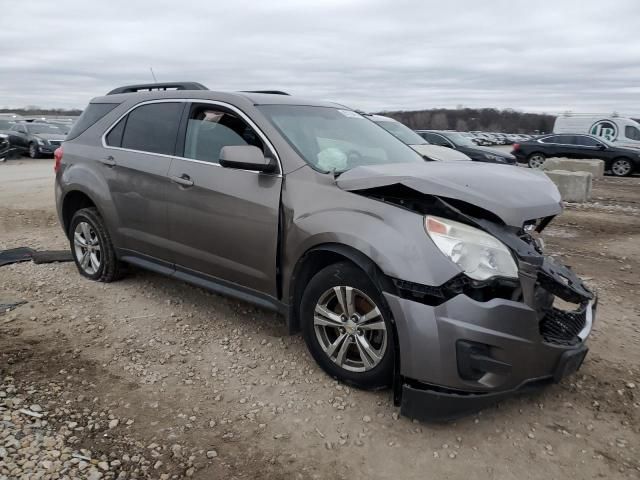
[101,98,282,174]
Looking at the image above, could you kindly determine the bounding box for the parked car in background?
[0,118,16,161]
[367,115,471,162]
[468,132,493,146]
[55,82,595,421]
[554,114,640,149]
[512,133,640,176]
[7,122,67,158]
[417,130,517,165]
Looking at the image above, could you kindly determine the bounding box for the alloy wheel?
[73,221,102,275]
[529,154,545,169]
[313,286,387,372]
[611,159,632,176]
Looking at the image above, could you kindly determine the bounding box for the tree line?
[0,107,82,116]
[379,108,556,134]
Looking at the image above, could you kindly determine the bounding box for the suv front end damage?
[336,166,596,421]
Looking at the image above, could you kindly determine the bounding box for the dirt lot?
[1,158,639,479]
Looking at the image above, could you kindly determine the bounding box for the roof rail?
[241,90,290,95]
[107,82,209,95]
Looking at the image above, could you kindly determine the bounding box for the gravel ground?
[1,158,639,479]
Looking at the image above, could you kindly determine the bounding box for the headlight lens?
[425,216,518,280]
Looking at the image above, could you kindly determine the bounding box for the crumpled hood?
[410,144,471,162]
[337,162,562,227]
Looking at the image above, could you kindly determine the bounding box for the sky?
[1,0,640,114]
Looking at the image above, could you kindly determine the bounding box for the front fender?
[281,169,462,302]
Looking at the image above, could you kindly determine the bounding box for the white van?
[553,114,640,148]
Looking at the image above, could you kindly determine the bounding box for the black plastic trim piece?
[107,82,209,95]
[118,249,286,315]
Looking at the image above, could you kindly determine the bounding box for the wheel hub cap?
[73,221,101,275]
[313,286,387,373]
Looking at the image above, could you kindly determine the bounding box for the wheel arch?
[61,189,101,237]
[286,243,395,335]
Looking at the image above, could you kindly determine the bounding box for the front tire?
[610,157,633,177]
[528,152,546,169]
[28,142,41,159]
[300,262,395,390]
[69,207,124,282]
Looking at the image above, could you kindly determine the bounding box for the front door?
[166,103,282,296]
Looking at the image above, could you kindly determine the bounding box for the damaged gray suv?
[55,82,596,420]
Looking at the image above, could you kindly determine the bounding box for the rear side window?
[66,103,118,140]
[105,117,126,147]
[120,102,183,155]
[540,135,560,144]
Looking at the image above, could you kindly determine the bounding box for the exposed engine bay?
[353,184,594,337]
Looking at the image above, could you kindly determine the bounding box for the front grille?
[539,303,587,346]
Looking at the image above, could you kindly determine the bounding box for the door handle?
[99,156,116,167]
[170,174,194,187]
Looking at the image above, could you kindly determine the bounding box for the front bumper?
[385,289,596,421]
[37,144,59,155]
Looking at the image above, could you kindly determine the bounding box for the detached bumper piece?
[401,345,587,422]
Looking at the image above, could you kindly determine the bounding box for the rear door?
[165,102,282,296]
[103,101,185,263]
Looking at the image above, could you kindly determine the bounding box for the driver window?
[183,105,265,163]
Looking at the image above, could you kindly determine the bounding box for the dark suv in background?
[417,130,516,165]
[512,133,640,176]
[54,82,595,421]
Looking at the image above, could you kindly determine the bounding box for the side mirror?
[596,143,607,150]
[219,145,275,172]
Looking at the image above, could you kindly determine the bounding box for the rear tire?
[300,262,395,390]
[610,157,633,177]
[527,152,546,169]
[69,207,124,282]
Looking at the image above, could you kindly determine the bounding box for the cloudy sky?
[1,0,639,114]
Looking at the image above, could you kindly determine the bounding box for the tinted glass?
[183,106,264,163]
[625,125,640,141]
[259,105,422,173]
[28,123,65,134]
[441,132,473,147]
[575,136,599,146]
[0,119,14,130]
[423,132,451,146]
[540,135,560,143]
[121,102,183,155]
[106,117,126,147]
[558,135,578,144]
[374,120,427,145]
[66,103,118,140]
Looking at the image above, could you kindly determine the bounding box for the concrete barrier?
[542,158,604,178]
[544,170,592,203]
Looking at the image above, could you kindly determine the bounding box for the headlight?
[0,133,7,139]
[425,216,518,281]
